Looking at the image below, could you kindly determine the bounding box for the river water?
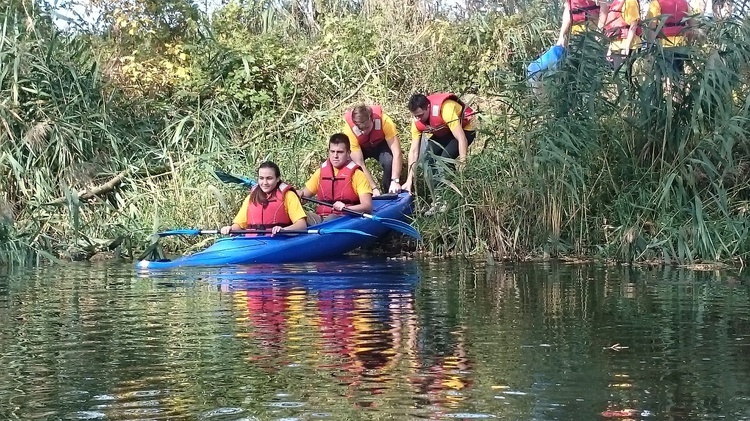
[0,260,749,420]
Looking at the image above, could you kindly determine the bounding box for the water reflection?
[1,261,749,420]
[223,261,429,415]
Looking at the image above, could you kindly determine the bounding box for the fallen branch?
[43,165,172,206]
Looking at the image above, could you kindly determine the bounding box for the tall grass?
[3,0,750,266]
[415,17,750,264]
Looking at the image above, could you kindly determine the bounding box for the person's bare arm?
[402,135,422,194]
[273,217,307,234]
[298,187,313,198]
[557,2,573,46]
[623,21,639,55]
[220,223,242,235]
[387,136,403,193]
[450,125,470,163]
[597,1,610,30]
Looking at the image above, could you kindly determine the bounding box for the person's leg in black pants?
[429,130,477,161]
[362,142,394,192]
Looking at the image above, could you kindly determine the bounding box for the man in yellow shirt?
[646,0,695,76]
[299,133,373,225]
[604,0,641,69]
[403,93,476,194]
[342,104,403,195]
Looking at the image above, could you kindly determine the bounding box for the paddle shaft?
[165,229,340,236]
[301,196,372,219]
[219,229,333,235]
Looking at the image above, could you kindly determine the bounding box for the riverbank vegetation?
[1,0,749,266]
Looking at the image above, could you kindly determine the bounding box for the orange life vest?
[658,0,689,37]
[344,105,386,150]
[568,0,600,23]
[413,93,475,138]
[604,0,641,39]
[246,182,294,229]
[317,160,360,216]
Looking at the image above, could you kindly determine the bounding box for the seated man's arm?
[334,170,373,213]
[298,169,320,198]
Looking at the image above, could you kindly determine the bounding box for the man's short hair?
[351,105,372,124]
[329,133,351,151]
[408,94,430,112]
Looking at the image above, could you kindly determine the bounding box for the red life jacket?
[246,182,294,229]
[568,0,600,24]
[413,93,475,138]
[317,160,360,216]
[605,0,642,39]
[343,105,386,150]
[658,0,689,37]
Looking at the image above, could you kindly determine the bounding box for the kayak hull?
[136,192,414,269]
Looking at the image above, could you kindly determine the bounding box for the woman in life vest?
[220,161,307,235]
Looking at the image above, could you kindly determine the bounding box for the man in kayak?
[342,104,403,195]
[299,133,373,225]
[220,161,307,235]
[402,93,476,194]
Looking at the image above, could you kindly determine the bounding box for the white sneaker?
[424,200,447,216]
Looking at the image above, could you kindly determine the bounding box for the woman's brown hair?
[249,161,282,206]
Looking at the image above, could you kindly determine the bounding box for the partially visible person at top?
[646,0,697,101]
[220,161,307,235]
[528,0,609,97]
[402,93,476,194]
[298,133,373,225]
[557,0,610,47]
[604,0,642,69]
[342,104,404,195]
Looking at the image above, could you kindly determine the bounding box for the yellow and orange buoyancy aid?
[568,0,600,23]
[605,0,641,39]
[317,160,360,216]
[658,0,689,37]
[413,93,475,139]
[246,183,294,229]
[344,105,386,150]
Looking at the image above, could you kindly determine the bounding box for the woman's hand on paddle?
[271,226,284,235]
[220,225,232,235]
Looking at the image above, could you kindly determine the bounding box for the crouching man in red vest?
[299,133,373,225]
[343,104,404,195]
[403,93,477,194]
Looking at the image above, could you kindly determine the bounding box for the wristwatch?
[391,178,400,183]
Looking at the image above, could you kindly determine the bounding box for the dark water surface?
[1,260,749,420]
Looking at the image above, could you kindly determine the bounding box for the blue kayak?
[136,192,414,270]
